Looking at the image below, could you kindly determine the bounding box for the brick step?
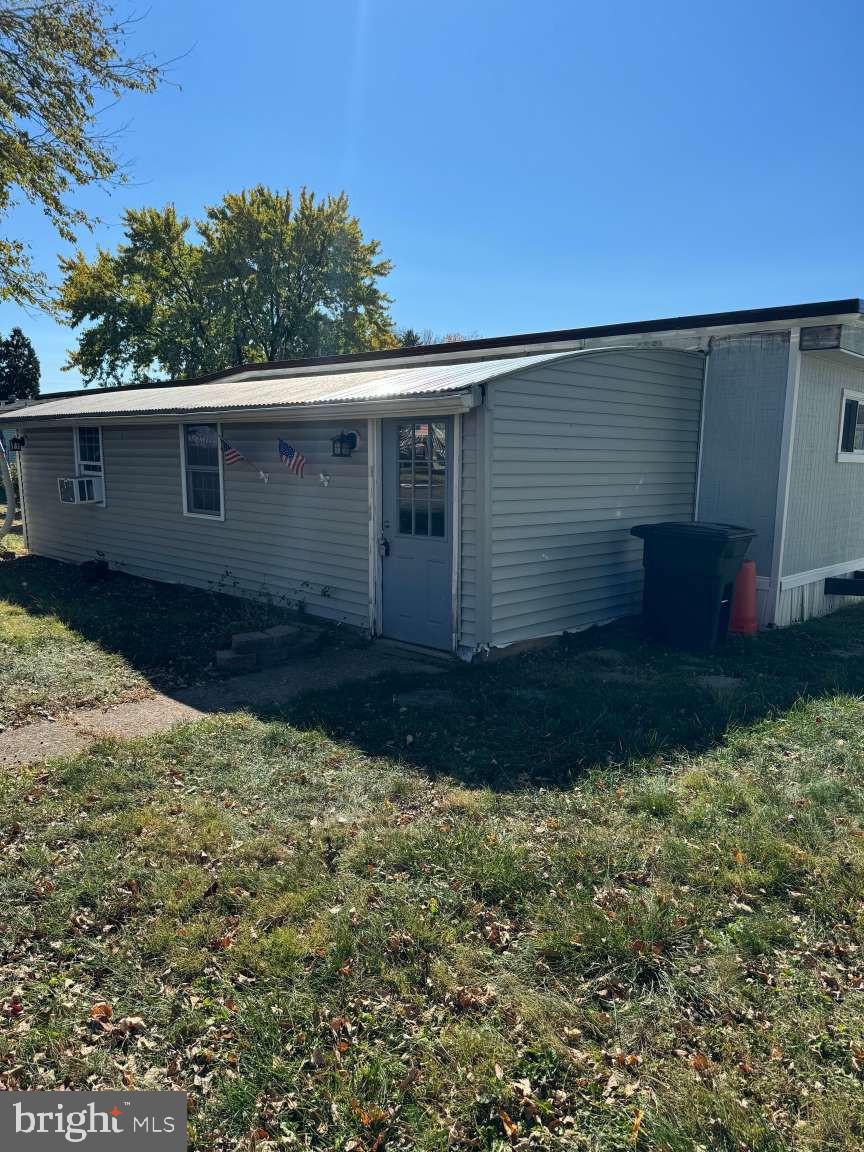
[216,623,324,674]
[215,649,257,674]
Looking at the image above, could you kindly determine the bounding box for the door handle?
[378,535,390,558]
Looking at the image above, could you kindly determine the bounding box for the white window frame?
[179,421,225,521]
[73,425,106,506]
[837,389,864,463]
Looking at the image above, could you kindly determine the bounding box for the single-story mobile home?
[9,298,864,656]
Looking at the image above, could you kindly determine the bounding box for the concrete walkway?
[0,643,444,769]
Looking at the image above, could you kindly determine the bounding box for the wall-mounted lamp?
[9,436,25,453]
[331,429,360,458]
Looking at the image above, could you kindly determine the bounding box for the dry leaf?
[114,1016,146,1036]
[499,1109,518,1138]
[631,1107,644,1141]
[89,1002,113,1022]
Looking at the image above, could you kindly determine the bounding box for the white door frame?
[369,414,461,651]
[450,412,462,652]
[367,416,383,637]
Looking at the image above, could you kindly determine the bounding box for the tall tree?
[398,327,478,348]
[0,0,162,305]
[0,326,40,401]
[59,187,398,385]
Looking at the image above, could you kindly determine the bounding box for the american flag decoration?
[278,438,305,479]
[220,437,244,465]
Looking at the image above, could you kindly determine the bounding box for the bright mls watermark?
[0,1093,186,1149]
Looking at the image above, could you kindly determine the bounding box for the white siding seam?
[451,412,462,652]
[367,417,381,636]
[693,348,710,517]
[769,328,801,624]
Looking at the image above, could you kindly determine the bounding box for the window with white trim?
[181,423,224,518]
[74,426,105,504]
[839,391,864,459]
[75,427,103,475]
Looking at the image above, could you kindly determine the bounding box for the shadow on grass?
[5,553,864,790]
[0,553,302,691]
[278,606,864,789]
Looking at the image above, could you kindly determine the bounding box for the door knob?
[378,535,390,558]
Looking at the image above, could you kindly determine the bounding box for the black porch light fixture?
[9,435,25,453]
[331,429,360,458]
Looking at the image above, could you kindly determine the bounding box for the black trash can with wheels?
[630,522,756,650]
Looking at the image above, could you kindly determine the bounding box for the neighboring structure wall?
[696,331,789,577]
[458,407,480,652]
[782,353,864,576]
[487,349,705,648]
[21,420,371,629]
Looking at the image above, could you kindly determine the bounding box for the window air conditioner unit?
[58,476,104,505]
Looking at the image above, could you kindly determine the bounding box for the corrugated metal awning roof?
[15,352,575,422]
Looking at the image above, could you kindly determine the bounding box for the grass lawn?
[0,504,25,556]
[0,551,305,729]
[2,587,864,1149]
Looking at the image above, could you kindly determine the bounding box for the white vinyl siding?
[485,349,705,648]
[21,420,370,629]
[695,332,790,577]
[783,354,864,576]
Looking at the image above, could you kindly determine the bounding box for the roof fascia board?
[219,312,863,381]
[22,303,864,401]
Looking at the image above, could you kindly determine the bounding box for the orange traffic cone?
[729,559,758,636]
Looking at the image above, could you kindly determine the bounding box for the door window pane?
[430,501,445,537]
[396,422,447,537]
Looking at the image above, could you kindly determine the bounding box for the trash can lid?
[631,521,756,541]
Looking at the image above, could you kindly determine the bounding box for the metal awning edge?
[12,389,478,425]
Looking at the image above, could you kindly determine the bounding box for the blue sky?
[5,0,864,392]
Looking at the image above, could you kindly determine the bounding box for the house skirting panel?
[775,578,860,628]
